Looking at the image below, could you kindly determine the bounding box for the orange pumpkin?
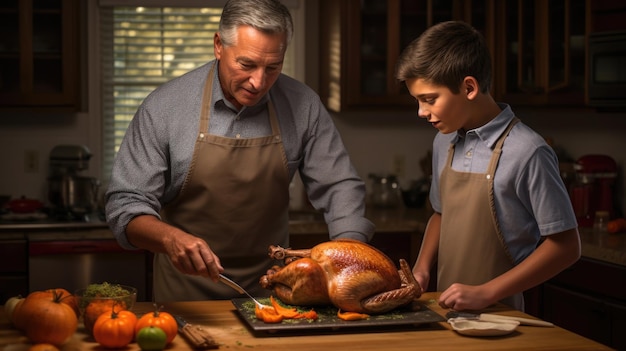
[13,289,78,346]
[27,344,60,351]
[93,309,138,348]
[24,288,79,318]
[83,298,124,336]
[135,305,178,344]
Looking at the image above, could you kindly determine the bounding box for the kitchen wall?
[0,110,101,203]
[1,105,624,216]
[331,107,626,216]
[1,0,625,217]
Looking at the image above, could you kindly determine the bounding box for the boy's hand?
[438,283,495,311]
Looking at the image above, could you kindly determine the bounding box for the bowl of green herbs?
[75,282,137,335]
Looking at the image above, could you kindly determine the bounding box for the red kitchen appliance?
[570,154,617,227]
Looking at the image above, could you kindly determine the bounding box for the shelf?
[0,0,81,111]
[319,0,491,112]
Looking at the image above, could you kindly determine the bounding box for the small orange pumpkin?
[135,304,178,344]
[83,298,125,336]
[93,308,138,348]
[28,343,60,351]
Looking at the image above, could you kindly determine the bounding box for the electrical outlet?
[24,150,39,173]
[392,154,405,178]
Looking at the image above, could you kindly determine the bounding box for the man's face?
[214,26,286,110]
[405,78,470,134]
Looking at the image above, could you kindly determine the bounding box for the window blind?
[100,5,297,182]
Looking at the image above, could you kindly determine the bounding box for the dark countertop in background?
[578,227,626,267]
[288,207,427,235]
[290,206,626,267]
[1,207,624,267]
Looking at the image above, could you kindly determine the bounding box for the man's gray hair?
[219,0,293,47]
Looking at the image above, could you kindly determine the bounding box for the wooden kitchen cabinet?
[492,0,588,106]
[319,0,494,112]
[0,238,28,302]
[538,257,626,350]
[0,0,81,112]
[543,284,626,350]
[319,0,598,109]
[589,0,626,33]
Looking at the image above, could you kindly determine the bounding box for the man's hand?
[126,215,224,281]
[165,233,224,281]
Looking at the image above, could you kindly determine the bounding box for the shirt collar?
[451,103,515,149]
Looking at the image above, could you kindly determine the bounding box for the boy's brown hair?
[395,21,492,94]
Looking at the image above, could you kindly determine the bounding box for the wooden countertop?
[0,292,612,351]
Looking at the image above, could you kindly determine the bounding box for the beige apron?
[156,63,290,301]
[438,118,523,309]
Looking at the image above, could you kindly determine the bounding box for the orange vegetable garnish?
[254,304,283,323]
[253,297,319,323]
[270,296,300,318]
[294,309,318,320]
[337,309,369,321]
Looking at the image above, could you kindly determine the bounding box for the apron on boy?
[437,118,523,310]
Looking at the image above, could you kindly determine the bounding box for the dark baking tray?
[231,297,446,334]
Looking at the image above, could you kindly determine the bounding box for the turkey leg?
[268,245,311,261]
[359,259,422,313]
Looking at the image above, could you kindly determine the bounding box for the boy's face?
[405,78,470,134]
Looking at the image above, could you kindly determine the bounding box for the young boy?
[395,21,581,311]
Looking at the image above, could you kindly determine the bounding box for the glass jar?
[593,211,610,233]
[368,174,401,208]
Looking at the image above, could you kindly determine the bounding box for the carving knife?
[445,311,554,327]
[174,314,220,349]
[218,273,267,308]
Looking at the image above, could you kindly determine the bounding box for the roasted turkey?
[259,239,422,314]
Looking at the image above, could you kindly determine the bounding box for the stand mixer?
[570,154,617,227]
[47,145,101,219]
